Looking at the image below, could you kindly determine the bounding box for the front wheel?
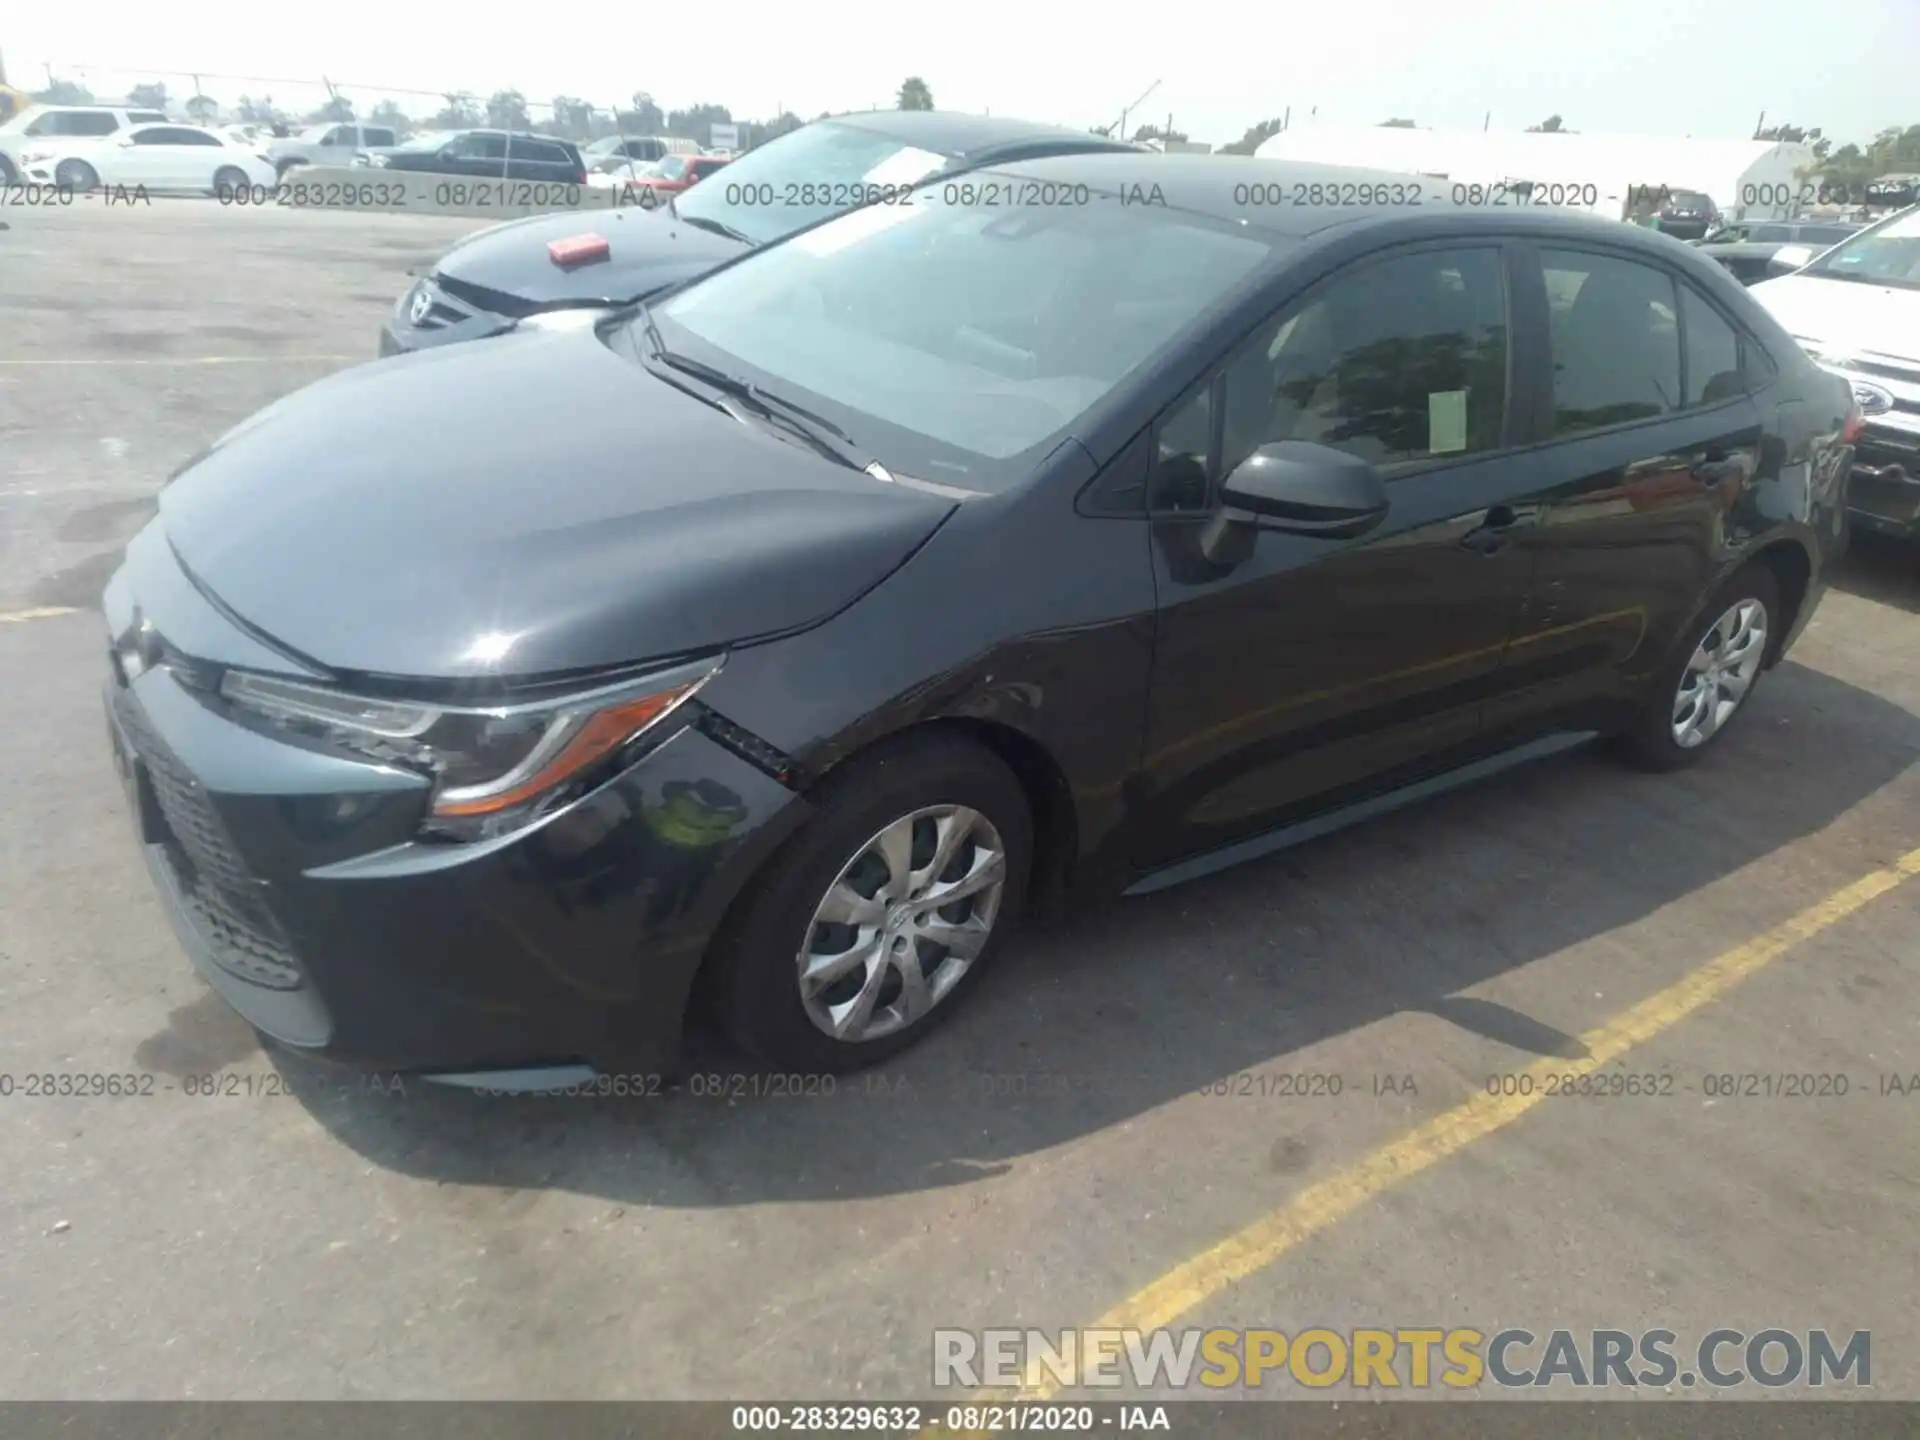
[54,159,98,192]
[1613,565,1780,771]
[709,732,1032,1072]
[212,165,251,196]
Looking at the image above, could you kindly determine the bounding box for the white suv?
[0,105,172,183]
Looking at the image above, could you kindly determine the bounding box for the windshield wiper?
[636,305,873,471]
[671,206,754,245]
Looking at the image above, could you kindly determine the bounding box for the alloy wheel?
[1671,598,1768,749]
[796,804,1008,1043]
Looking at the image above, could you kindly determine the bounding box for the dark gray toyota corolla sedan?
[105,154,1858,1089]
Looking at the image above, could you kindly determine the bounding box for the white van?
[1751,206,1920,538]
[0,105,171,183]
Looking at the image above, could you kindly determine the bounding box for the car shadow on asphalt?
[1830,531,1920,616]
[269,656,1920,1206]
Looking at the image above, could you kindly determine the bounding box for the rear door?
[1137,240,1540,869]
[1478,244,1770,742]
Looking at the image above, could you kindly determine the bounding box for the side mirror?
[1768,244,1814,276]
[1219,441,1390,538]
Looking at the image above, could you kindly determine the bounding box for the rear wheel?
[212,165,250,197]
[1613,565,1779,771]
[0,155,17,185]
[710,732,1031,1072]
[54,159,98,193]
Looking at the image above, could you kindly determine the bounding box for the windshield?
[675,119,955,245]
[1803,207,1920,290]
[647,190,1279,486]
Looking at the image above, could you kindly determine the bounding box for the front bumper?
[103,558,810,1077]
[1848,425,1920,538]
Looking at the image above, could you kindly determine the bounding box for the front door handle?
[1460,504,1541,554]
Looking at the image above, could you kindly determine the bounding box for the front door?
[1137,242,1538,870]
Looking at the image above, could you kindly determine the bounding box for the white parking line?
[0,607,79,624]
[0,356,360,367]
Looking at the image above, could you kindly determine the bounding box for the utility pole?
[1116,78,1160,145]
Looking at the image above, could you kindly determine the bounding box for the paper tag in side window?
[1429,390,1469,454]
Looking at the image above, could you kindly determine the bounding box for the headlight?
[220,656,722,840]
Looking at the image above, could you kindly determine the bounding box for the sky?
[7,0,1918,149]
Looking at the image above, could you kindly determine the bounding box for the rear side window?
[514,139,569,164]
[129,111,169,124]
[362,128,396,147]
[1541,250,1680,435]
[1678,286,1745,407]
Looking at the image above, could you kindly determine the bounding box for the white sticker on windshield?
[1429,390,1468,454]
[861,146,945,188]
[792,199,926,257]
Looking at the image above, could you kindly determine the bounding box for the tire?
[54,159,98,193]
[710,731,1032,1072]
[275,159,306,182]
[1613,565,1780,772]
[0,155,16,186]
[212,166,250,197]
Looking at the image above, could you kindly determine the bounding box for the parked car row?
[1693,219,1865,284]
[11,121,274,194]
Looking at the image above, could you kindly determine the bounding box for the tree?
[1379,118,1416,128]
[127,81,168,111]
[431,92,481,129]
[34,80,94,105]
[1220,117,1284,155]
[896,76,933,111]
[743,111,803,149]
[235,94,282,124]
[185,93,218,122]
[625,92,664,133]
[665,103,731,139]
[1132,123,1187,144]
[367,99,412,137]
[306,95,354,123]
[486,89,529,129]
[546,95,595,138]
[1526,114,1568,133]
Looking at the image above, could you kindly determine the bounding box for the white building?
[1253,125,1819,222]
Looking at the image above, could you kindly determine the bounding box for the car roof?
[825,109,1136,161]
[981,152,1743,256]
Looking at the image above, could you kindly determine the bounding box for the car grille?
[433,272,548,320]
[113,685,304,989]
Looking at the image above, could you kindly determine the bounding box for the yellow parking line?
[0,606,78,624]
[970,844,1920,1410]
[0,356,360,367]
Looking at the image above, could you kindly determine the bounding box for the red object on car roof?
[548,233,611,267]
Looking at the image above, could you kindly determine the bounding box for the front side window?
[1542,249,1681,435]
[1220,247,1510,473]
[363,128,396,147]
[650,196,1279,485]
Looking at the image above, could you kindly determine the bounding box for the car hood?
[158,329,957,682]
[435,205,747,307]
[1750,273,1920,364]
